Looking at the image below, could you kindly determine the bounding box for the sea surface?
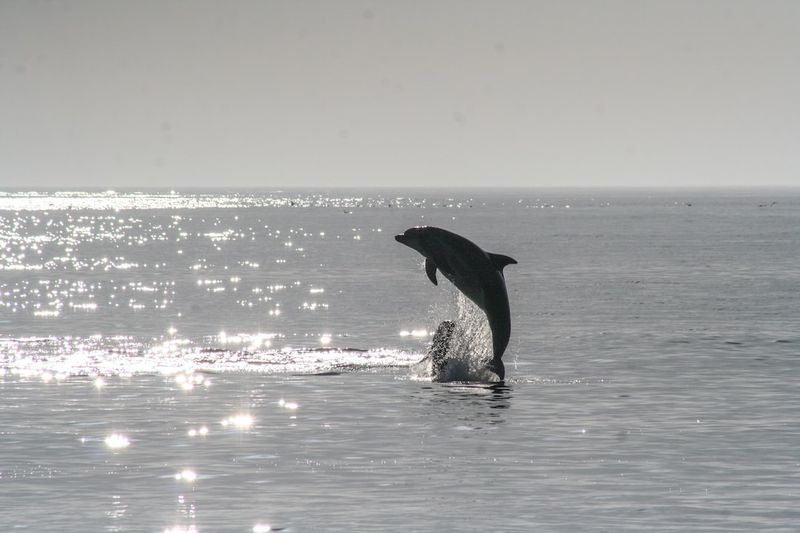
[1,188,798,532]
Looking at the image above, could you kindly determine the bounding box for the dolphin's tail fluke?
[486,357,505,381]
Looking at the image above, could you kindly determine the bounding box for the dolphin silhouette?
[395,226,517,380]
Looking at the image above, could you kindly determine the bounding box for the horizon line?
[1,184,799,192]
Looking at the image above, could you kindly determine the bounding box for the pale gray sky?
[1,0,798,188]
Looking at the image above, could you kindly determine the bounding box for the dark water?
[1,189,798,531]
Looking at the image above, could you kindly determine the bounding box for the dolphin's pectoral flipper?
[425,257,438,285]
[488,252,517,272]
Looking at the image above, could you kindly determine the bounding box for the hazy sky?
[1,0,798,188]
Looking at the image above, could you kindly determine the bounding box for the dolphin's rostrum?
[395,226,516,380]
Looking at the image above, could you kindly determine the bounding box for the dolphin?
[395,226,517,380]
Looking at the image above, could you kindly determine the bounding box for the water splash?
[414,292,496,382]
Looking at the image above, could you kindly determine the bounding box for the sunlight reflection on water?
[0,333,421,377]
[221,414,254,430]
[2,190,799,531]
[0,192,438,376]
[104,433,130,449]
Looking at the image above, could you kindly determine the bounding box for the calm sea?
[1,188,798,532]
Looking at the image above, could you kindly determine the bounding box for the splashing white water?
[414,292,496,382]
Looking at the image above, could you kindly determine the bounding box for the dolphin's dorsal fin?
[425,257,438,285]
[488,252,517,271]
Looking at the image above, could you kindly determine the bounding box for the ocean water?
[1,188,798,532]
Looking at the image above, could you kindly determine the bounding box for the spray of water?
[413,291,496,381]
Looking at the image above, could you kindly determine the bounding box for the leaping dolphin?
[395,226,517,380]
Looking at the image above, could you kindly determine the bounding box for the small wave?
[0,335,421,378]
[193,346,419,374]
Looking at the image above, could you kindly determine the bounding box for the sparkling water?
[1,188,798,531]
